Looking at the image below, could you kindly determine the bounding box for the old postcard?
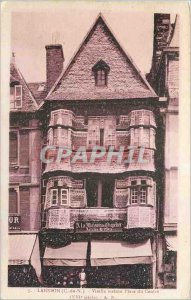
[0,1,190,299]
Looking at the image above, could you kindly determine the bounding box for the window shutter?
[20,131,29,166]
[127,188,130,205]
[61,189,68,205]
[104,118,116,148]
[147,183,155,206]
[14,85,22,108]
[9,189,18,214]
[9,132,18,164]
[20,187,30,230]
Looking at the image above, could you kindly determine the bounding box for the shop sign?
[9,215,21,230]
[75,220,124,233]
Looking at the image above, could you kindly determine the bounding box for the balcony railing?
[44,206,156,230]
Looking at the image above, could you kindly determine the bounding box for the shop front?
[163,235,177,288]
[42,238,153,288]
[8,233,42,287]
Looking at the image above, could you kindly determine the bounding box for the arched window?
[92,60,110,87]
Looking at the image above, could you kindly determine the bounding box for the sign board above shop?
[75,220,124,233]
[9,215,21,231]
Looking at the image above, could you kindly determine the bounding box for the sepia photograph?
[0,1,190,299]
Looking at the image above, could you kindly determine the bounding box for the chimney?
[45,44,64,92]
[152,14,170,73]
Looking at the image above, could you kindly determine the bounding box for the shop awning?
[9,234,41,278]
[44,242,88,267]
[90,240,153,266]
[166,235,177,251]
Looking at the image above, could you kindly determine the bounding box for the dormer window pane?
[14,85,22,108]
[96,70,106,86]
[92,60,110,87]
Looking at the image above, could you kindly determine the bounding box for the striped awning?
[166,235,177,251]
[90,239,153,266]
[9,234,41,278]
[44,242,88,267]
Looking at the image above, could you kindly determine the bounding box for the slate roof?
[10,63,38,112]
[28,82,48,105]
[46,14,157,101]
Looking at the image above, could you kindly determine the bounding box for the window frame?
[61,188,69,206]
[95,69,107,87]
[42,179,47,188]
[9,130,19,165]
[50,189,58,206]
[14,85,22,108]
[130,180,148,205]
[92,60,110,87]
[9,186,20,215]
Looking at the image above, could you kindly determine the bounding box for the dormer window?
[92,60,110,87]
[14,85,22,108]
[10,84,22,109]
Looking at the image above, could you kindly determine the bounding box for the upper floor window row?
[10,85,22,109]
[48,110,156,129]
[92,60,110,87]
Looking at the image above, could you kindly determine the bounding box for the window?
[100,129,104,146]
[9,188,18,214]
[130,180,148,205]
[53,128,58,146]
[86,177,98,207]
[131,187,138,204]
[51,189,58,206]
[96,69,107,86]
[86,177,114,208]
[140,187,147,204]
[61,189,69,206]
[9,132,18,164]
[14,85,22,108]
[88,119,100,148]
[20,131,29,166]
[92,60,110,87]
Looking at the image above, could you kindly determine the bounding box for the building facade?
[9,13,178,289]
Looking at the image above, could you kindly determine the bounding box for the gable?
[10,63,38,111]
[47,15,157,101]
[169,15,179,48]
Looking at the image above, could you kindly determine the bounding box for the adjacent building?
[9,13,179,289]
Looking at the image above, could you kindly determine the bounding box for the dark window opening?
[86,177,114,208]
[102,178,114,208]
[9,188,18,214]
[10,132,18,164]
[86,177,98,207]
[100,129,104,146]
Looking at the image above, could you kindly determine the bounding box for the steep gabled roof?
[28,82,47,105]
[168,15,179,48]
[10,62,38,111]
[46,14,157,101]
